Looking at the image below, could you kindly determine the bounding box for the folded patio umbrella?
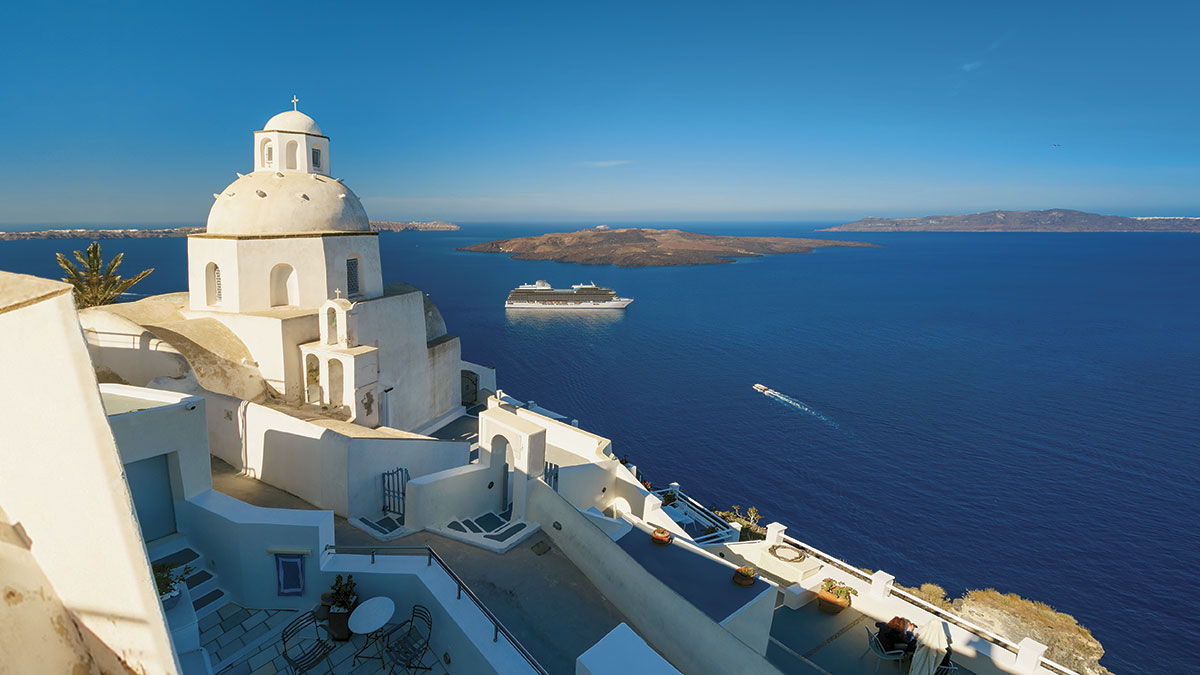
[909,619,951,675]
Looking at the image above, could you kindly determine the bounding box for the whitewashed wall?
[0,275,180,674]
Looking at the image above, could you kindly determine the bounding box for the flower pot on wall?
[160,588,182,611]
[817,590,851,614]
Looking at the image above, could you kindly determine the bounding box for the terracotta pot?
[651,528,673,546]
[817,589,851,614]
[732,569,757,587]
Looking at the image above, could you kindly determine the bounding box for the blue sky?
[1,0,1197,224]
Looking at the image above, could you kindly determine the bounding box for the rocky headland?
[0,221,458,241]
[459,227,879,266]
[819,209,1200,232]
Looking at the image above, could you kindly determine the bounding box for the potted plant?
[818,578,857,614]
[326,574,358,640]
[153,562,194,610]
[651,527,673,546]
[733,566,758,587]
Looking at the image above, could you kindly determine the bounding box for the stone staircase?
[149,535,227,620]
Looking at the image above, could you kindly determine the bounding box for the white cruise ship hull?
[506,298,633,309]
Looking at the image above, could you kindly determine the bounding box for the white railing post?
[668,481,680,495]
[1014,637,1048,674]
[869,570,895,599]
[765,522,786,546]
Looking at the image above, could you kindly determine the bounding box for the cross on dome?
[291,95,299,111]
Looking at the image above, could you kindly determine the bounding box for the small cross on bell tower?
[291,95,299,111]
[334,288,342,299]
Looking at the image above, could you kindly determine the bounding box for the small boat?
[753,383,770,393]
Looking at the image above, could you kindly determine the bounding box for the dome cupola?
[205,98,370,236]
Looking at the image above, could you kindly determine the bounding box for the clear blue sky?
[1,0,1197,224]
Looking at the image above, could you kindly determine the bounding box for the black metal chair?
[280,611,335,674]
[382,604,433,673]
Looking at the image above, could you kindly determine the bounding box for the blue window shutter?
[275,554,305,596]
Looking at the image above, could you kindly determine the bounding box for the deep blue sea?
[4,224,1198,674]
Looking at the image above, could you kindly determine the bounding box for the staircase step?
[185,570,213,590]
[153,548,200,568]
[486,522,527,542]
[359,517,389,535]
[193,589,225,613]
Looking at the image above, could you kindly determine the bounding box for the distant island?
[459,227,879,267]
[819,209,1200,232]
[0,221,458,241]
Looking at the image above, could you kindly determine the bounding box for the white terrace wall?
[405,464,497,531]
[324,554,536,675]
[345,437,469,519]
[81,308,192,386]
[525,481,783,675]
[176,490,332,611]
[0,276,180,675]
[514,407,612,463]
[104,385,212,500]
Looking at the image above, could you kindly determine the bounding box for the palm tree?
[56,241,154,308]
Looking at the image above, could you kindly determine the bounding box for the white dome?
[206,171,369,236]
[263,110,324,136]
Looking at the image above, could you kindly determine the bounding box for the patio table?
[349,596,395,666]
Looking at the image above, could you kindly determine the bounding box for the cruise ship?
[505,280,633,308]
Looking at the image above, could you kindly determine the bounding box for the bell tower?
[252,96,330,176]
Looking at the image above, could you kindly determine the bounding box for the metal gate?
[382,467,410,523]
[543,461,560,492]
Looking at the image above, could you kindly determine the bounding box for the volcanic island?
[458,227,879,267]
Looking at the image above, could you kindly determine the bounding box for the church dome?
[263,110,324,136]
[206,172,369,236]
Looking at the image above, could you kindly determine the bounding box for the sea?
[3,223,1197,674]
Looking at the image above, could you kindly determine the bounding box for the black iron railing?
[323,544,547,674]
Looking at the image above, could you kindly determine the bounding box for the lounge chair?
[383,604,433,673]
[279,611,334,674]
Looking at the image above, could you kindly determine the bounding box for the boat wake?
[758,387,840,429]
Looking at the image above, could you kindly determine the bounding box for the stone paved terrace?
[767,602,977,675]
[217,620,451,675]
[211,457,628,674]
[200,603,297,671]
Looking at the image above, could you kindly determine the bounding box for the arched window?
[269,263,298,307]
[205,263,222,305]
[346,257,360,297]
[286,140,298,170]
[262,140,274,169]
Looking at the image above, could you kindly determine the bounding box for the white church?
[0,104,1061,675]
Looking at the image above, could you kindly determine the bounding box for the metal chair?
[862,626,907,673]
[383,604,433,673]
[279,611,334,674]
[934,661,960,674]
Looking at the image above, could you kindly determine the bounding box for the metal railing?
[651,486,738,545]
[323,544,547,674]
[779,535,1079,675]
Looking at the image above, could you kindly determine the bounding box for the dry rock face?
[460,227,878,266]
[953,590,1113,675]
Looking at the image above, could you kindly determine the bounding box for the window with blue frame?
[275,554,305,596]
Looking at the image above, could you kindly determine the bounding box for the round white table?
[349,596,395,665]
